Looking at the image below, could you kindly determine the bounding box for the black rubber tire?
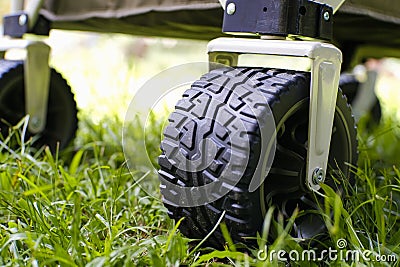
[339,73,382,125]
[0,60,78,152]
[159,68,358,247]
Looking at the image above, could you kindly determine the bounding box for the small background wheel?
[159,68,358,247]
[339,73,382,126]
[0,60,78,152]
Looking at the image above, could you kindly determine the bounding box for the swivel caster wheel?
[0,60,78,152]
[158,67,358,247]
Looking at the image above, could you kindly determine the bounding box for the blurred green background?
[0,2,400,125]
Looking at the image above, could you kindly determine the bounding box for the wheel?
[339,73,382,125]
[0,60,78,152]
[158,68,358,247]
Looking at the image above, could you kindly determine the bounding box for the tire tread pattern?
[159,67,354,247]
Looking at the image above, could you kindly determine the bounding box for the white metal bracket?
[218,0,227,10]
[313,0,346,14]
[0,38,50,133]
[208,37,342,192]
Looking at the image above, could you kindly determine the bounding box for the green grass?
[0,23,397,265]
[0,112,398,266]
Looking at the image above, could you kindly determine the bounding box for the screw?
[323,11,330,21]
[227,3,236,15]
[312,168,325,185]
[19,14,28,26]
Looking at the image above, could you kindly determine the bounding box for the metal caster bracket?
[208,37,342,192]
[0,38,51,134]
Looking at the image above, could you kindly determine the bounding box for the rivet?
[227,3,236,15]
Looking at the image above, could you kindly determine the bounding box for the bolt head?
[312,168,325,185]
[227,3,236,15]
[323,11,330,21]
[19,14,28,26]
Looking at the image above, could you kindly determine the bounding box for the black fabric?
[334,13,400,48]
[47,10,400,48]
[49,9,225,40]
[41,0,400,24]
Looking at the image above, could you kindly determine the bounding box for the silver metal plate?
[313,0,346,13]
[219,0,227,9]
